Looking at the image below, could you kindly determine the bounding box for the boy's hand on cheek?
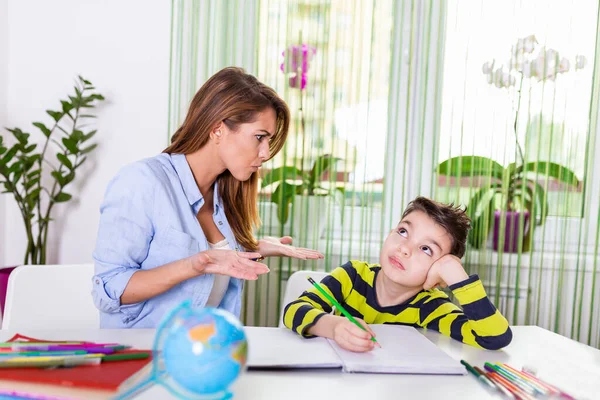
[423,254,469,290]
[333,318,376,353]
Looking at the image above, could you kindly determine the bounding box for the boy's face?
[379,210,452,288]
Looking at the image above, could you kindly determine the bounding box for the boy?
[283,197,512,352]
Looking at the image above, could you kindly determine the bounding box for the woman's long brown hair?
[164,67,290,251]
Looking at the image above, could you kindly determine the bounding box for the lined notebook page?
[328,325,466,375]
[245,327,342,369]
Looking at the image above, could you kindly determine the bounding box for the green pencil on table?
[307,276,381,348]
[102,352,151,362]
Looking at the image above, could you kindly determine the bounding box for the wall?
[0,0,8,267]
[1,0,171,265]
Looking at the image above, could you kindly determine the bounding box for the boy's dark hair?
[401,196,471,258]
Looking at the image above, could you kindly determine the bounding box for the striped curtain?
[435,0,600,347]
[169,0,600,347]
[249,0,395,326]
[167,0,257,140]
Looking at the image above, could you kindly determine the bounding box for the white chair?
[278,270,329,327]
[2,264,100,330]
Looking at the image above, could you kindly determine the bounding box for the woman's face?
[218,108,277,181]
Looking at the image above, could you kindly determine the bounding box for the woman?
[92,67,323,328]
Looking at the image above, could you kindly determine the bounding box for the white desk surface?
[0,326,598,400]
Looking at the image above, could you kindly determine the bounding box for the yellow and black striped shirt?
[283,260,512,350]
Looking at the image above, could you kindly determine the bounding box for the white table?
[0,326,598,400]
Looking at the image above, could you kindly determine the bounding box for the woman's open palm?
[258,236,324,259]
[190,250,270,280]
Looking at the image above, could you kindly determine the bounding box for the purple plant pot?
[0,266,18,317]
[493,210,530,253]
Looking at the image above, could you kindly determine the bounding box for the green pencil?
[101,352,151,362]
[307,277,381,348]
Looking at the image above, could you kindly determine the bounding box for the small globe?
[155,302,248,399]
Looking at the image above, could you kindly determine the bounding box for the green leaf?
[72,129,84,142]
[516,161,580,187]
[80,96,98,108]
[53,192,72,202]
[530,181,549,226]
[261,166,304,188]
[271,181,299,224]
[27,154,41,165]
[80,143,97,155]
[309,155,342,189]
[56,153,73,169]
[63,171,75,186]
[61,100,73,114]
[1,145,18,164]
[25,187,41,203]
[6,163,20,176]
[7,127,29,144]
[62,138,78,154]
[466,184,501,220]
[22,144,37,153]
[80,114,97,119]
[32,122,52,137]
[437,156,505,180]
[11,170,24,185]
[46,110,63,122]
[24,177,40,190]
[27,169,41,179]
[51,170,66,186]
[79,76,92,86]
[468,197,496,249]
[81,130,97,142]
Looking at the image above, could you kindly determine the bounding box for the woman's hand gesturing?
[189,250,270,280]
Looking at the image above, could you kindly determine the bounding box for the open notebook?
[246,325,466,375]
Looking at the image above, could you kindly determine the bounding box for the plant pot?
[291,195,329,245]
[0,266,18,318]
[493,210,530,253]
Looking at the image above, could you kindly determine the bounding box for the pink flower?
[280,44,317,90]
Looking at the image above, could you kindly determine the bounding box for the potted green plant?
[437,155,579,252]
[260,154,343,241]
[0,76,104,314]
[437,36,584,252]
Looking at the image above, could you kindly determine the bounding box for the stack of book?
[0,334,153,399]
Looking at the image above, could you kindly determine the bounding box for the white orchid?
[482,61,495,74]
[482,35,587,88]
[575,55,587,70]
[558,57,570,73]
[522,35,537,53]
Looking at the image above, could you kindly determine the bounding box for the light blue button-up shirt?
[92,153,244,328]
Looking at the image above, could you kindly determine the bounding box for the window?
[256,0,394,261]
[435,0,599,253]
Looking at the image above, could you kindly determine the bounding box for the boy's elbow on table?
[477,326,513,350]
